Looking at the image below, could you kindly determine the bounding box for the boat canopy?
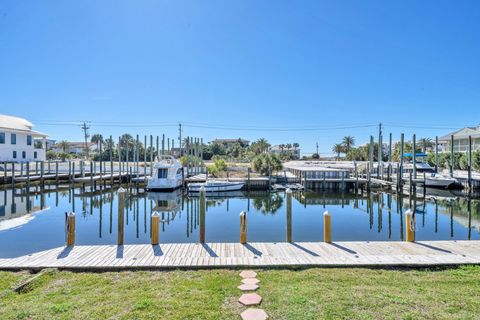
[403,153,427,157]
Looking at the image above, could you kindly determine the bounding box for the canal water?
[0,186,479,258]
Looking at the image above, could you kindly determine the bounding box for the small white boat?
[188,180,245,192]
[403,162,457,188]
[146,156,184,191]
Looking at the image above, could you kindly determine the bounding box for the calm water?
[1,186,479,258]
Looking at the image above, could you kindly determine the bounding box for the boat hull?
[188,182,245,192]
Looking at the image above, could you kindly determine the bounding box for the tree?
[90,134,104,145]
[342,136,355,153]
[58,140,70,153]
[286,143,292,152]
[332,143,344,160]
[292,142,300,151]
[312,153,320,159]
[249,138,271,156]
[418,138,433,152]
[251,153,282,176]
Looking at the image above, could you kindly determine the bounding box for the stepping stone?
[238,283,259,291]
[242,278,260,285]
[240,270,257,278]
[240,308,268,320]
[238,293,262,306]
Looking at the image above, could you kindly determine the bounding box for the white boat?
[146,156,184,191]
[403,162,457,188]
[188,180,245,192]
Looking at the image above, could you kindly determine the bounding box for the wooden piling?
[66,212,76,246]
[468,135,472,191]
[240,211,247,244]
[405,209,415,242]
[118,187,126,245]
[412,134,417,179]
[435,136,439,173]
[450,135,454,177]
[199,186,206,244]
[324,211,331,243]
[400,133,404,187]
[151,212,160,245]
[286,188,292,242]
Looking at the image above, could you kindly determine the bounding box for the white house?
[270,145,301,159]
[51,142,98,155]
[439,126,480,153]
[0,114,48,162]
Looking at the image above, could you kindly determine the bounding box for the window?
[13,151,17,159]
[157,168,168,179]
[11,133,16,144]
[27,135,32,146]
[0,132,4,144]
[34,151,37,159]
[22,151,26,159]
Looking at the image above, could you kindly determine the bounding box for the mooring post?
[400,133,404,187]
[450,135,454,177]
[26,162,30,190]
[468,135,472,191]
[11,162,15,189]
[66,212,76,246]
[240,211,247,244]
[412,134,417,179]
[151,211,160,245]
[405,209,415,242]
[55,161,59,184]
[324,211,331,243]
[435,136,439,173]
[247,167,251,190]
[117,187,126,245]
[199,186,206,244]
[286,188,292,242]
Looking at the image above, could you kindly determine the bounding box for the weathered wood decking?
[1,241,479,270]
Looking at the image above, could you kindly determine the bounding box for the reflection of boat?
[188,190,245,198]
[402,156,457,188]
[147,189,182,212]
[146,156,183,191]
[188,180,244,192]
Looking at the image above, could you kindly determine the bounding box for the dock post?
[468,135,472,191]
[247,167,251,190]
[40,161,44,186]
[66,212,76,246]
[199,186,206,244]
[55,161,59,184]
[117,187,126,245]
[405,209,415,242]
[90,160,94,189]
[11,162,15,189]
[369,135,374,178]
[26,162,30,191]
[450,135,454,177]
[151,211,160,245]
[70,161,74,183]
[435,136,439,173]
[324,211,331,243]
[240,211,247,244]
[286,188,292,242]
[412,134,417,179]
[20,162,24,177]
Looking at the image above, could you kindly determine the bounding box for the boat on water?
[146,156,184,191]
[188,180,245,192]
[402,155,457,188]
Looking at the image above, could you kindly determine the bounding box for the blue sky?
[0,0,479,155]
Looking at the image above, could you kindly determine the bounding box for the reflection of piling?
[405,209,415,242]
[118,187,126,245]
[199,186,206,243]
[324,211,331,243]
[240,211,247,244]
[286,189,292,242]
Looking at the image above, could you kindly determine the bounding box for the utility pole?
[178,122,183,157]
[81,122,90,158]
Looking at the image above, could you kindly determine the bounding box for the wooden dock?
[1,241,479,271]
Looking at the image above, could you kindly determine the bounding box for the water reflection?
[0,185,479,258]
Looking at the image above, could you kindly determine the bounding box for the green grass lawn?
[1,266,480,320]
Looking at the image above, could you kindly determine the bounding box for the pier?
[1,240,479,270]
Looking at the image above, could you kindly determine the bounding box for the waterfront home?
[212,138,250,148]
[270,144,301,159]
[51,141,98,155]
[0,114,48,162]
[439,126,480,152]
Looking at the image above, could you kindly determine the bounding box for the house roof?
[439,126,480,141]
[0,114,48,137]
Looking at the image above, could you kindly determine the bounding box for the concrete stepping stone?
[242,278,260,285]
[240,308,268,320]
[238,283,259,291]
[240,270,257,278]
[238,293,262,306]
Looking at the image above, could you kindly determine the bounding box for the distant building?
[270,145,301,159]
[0,114,48,162]
[439,126,480,153]
[212,138,250,148]
[51,142,98,155]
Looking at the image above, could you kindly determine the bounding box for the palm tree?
[279,144,285,153]
[286,143,292,152]
[418,138,433,152]
[292,142,300,151]
[255,138,270,154]
[342,136,355,153]
[332,143,344,160]
[90,134,104,145]
[58,140,70,153]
